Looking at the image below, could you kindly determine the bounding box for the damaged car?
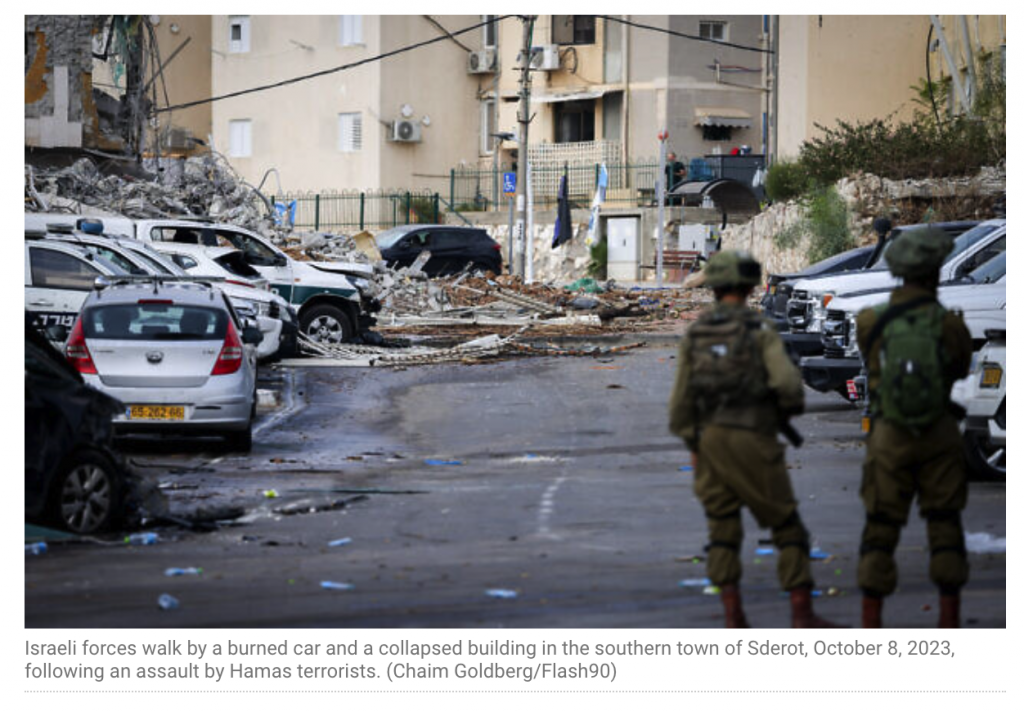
[26,314,130,534]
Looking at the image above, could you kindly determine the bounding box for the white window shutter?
[229,119,252,157]
[338,113,362,153]
[229,16,250,53]
[340,16,363,46]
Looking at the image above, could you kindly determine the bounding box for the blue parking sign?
[503,172,516,194]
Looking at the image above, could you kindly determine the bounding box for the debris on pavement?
[424,459,463,467]
[262,489,280,499]
[965,532,1006,554]
[157,593,180,610]
[679,577,712,588]
[125,532,160,546]
[485,589,518,599]
[165,567,203,577]
[320,581,355,591]
[25,543,48,556]
[327,538,353,547]
[272,494,368,516]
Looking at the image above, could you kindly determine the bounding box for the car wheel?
[52,451,123,534]
[300,304,353,344]
[964,429,1005,481]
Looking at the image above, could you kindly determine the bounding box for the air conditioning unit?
[391,119,422,143]
[530,45,560,71]
[468,48,498,74]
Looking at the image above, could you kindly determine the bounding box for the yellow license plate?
[129,405,185,421]
[981,365,1003,388]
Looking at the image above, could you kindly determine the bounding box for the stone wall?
[722,166,1005,275]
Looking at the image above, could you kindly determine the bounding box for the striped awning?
[694,107,753,128]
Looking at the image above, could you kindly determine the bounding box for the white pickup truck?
[782,219,1004,358]
[800,250,1006,396]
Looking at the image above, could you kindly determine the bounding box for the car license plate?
[981,365,1003,388]
[128,405,185,421]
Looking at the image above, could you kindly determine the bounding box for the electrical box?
[606,217,640,281]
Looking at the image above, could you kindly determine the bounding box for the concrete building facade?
[209,15,483,194]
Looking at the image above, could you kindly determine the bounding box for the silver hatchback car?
[66,278,260,451]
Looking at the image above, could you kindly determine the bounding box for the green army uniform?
[667,251,838,628]
[668,303,812,591]
[856,287,973,598]
[855,227,973,627]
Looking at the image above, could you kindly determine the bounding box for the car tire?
[964,428,1005,481]
[299,304,354,344]
[50,450,123,534]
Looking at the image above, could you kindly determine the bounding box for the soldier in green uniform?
[668,251,838,628]
[855,229,973,628]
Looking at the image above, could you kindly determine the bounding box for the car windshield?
[966,251,1006,283]
[214,231,284,265]
[876,223,1000,269]
[375,226,419,249]
[82,304,228,341]
[124,247,180,275]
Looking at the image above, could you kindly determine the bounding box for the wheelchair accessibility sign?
[503,172,516,194]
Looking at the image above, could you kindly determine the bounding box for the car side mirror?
[94,275,111,290]
[242,325,263,345]
[44,324,69,343]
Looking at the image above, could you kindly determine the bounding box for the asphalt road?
[25,345,1006,628]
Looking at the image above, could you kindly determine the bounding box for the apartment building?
[209,15,483,193]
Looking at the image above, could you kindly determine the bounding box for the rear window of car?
[81,304,228,341]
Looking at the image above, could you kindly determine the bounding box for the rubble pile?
[26,153,291,243]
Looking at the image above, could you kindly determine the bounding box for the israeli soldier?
[668,251,838,628]
[856,229,973,628]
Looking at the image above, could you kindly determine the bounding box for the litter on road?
[485,589,518,599]
[157,594,180,610]
[165,568,202,577]
[327,538,353,548]
[320,581,355,591]
[425,459,463,467]
[679,577,712,588]
[965,532,1006,554]
[25,543,48,556]
[125,533,159,546]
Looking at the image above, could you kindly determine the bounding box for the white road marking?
[536,476,567,539]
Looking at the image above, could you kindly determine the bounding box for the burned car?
[25,314,130,533]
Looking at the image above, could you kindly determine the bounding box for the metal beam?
[929,15,972,116]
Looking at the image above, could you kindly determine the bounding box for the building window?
[482,15,498,48]
[229,119,252,157]
[552,16,596,45]
[338,112,362,153]
[602,92,622,141]
[702,125,733,142]
[229,16,250,53]
[339,16,363,46]
[555,100,595,143]
[699,21,727,41]
[480,100,496,154]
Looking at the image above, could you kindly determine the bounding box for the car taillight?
[65,318,97,374]
[211,321,244,376]
[492,243,502,251]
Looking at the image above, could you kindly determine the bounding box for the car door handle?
[28,299,54,307]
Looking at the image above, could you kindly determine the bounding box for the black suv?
[375,225,503,276]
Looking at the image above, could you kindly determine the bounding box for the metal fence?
[449,159,669,211]
[270,190,444,233]
[448,155,766,211]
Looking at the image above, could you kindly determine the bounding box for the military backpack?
[864,297,948,431]
[687,311,770,419]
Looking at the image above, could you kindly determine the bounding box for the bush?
[764,159,812,202]
[586,237,607,279]
[772,186,853,263]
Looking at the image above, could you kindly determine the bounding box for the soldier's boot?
[719,585,750,628]
[790,586,842,628]
[938,593,960,628]
[862,595,883,628]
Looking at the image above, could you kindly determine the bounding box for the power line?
[153,15,513,114]
[597,15,773,55]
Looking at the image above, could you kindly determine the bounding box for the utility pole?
[655,129,668,288]
[514,15,536,280]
